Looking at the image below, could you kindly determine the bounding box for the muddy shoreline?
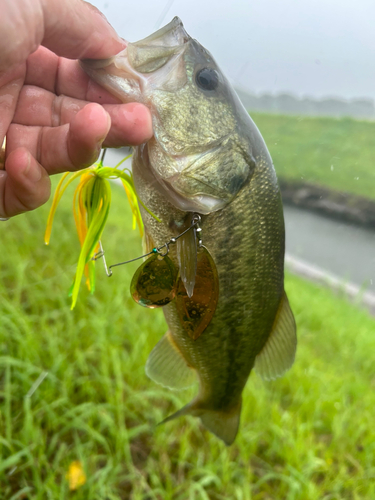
[279,179,375,229]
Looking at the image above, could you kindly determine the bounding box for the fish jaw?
[80,50,144,104]
[80,17,190,104]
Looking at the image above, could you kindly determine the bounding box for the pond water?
[284,204,375,292]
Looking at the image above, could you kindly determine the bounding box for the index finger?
[26,46,122,104]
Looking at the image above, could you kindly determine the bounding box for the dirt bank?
[279,179,375,229]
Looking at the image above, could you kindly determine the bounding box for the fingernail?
[95,131,108,152]
[95,137,105,156]
[96,110,111,148]
[23,153,42,182]
[93,135,107,161]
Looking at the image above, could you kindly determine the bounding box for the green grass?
[1,182,375,499]
[251,113,375,200]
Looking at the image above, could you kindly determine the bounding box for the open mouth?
[80,17,191,104]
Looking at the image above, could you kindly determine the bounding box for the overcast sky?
[90,0,375,101]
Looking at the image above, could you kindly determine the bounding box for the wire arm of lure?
[92,214,202,277]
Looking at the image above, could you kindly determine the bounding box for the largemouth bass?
[82,17,296,445]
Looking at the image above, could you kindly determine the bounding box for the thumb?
[41,0,126,60]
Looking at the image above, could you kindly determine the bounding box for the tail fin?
[159,398,242,446]
[198,401,242,445]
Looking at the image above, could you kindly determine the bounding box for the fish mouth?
[132,16,189,46]
[127,17,190,73]
[80,17,190,103]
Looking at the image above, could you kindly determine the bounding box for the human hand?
[0,0,153,219]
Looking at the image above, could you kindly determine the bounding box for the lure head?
[82,17,257,214]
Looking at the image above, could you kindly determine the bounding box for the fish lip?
[131,16,189,47]
[80,18,190,100]
[126,17,190,75]
[80,49,148,102]
[80,17,188,71]
[81,16,189,76]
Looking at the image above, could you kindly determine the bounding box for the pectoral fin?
[145,331,196,390]
[255,291,297,381]
[142,231,155,255]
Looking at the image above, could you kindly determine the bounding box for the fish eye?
[195,68,219,91]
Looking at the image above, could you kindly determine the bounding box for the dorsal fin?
[255,291,297,381]
[145,331,196,390]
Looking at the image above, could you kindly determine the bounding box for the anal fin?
[255,291,297,381]
[146,331,196,390]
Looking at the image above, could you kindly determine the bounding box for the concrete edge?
[285,253,375,315]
